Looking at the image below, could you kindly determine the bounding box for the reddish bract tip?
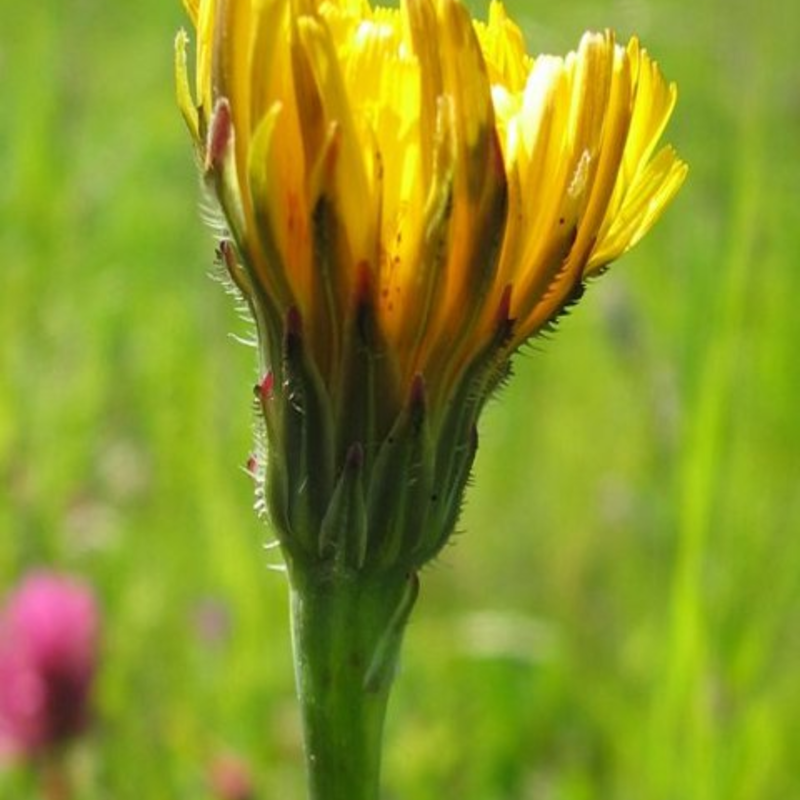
[495,283,513,325]
[490,129,506,181]
[218,239,237,271]
[205,98,232,173]
[345,442,364,472]
[257,371,274,402]
[285,306,303,339]
[355,261,372,305]
[283,307,304,361]
[245,454,259,477]
[409,374,427,431]
[410,373,426,407]
[352,261,376,345]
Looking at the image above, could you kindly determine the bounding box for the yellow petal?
[587,147,687,271]
[248,103,309,306]
[473,0,531,93]
[174,29,200,142]
[196,0,216,117]
[212,0,255,171]
[249,0,291,126]
[295,13,374,263]
[407,0,445,193]
[437,0,496,195]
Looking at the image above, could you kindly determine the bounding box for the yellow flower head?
[176,0,686,570]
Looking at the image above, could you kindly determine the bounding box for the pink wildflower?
[0,571,99,758]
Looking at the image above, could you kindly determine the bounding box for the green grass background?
[1,0,798,796]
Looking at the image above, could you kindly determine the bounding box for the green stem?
[289,564,418,800]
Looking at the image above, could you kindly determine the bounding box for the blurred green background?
[1,0,798,797]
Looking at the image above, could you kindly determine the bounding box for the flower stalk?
[290,564,417,800]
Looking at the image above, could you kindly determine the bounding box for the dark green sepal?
[279,306,336,556]
[415,423,478,565]
[431,285,514,506]
[411,288,515,563]
[309,194,344,380]
[365,375,433,570]
[539,278,587,336]
[218,239,283,368]
[319,443,368,572]
[253,371,293,552]
[335,262,401,471]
